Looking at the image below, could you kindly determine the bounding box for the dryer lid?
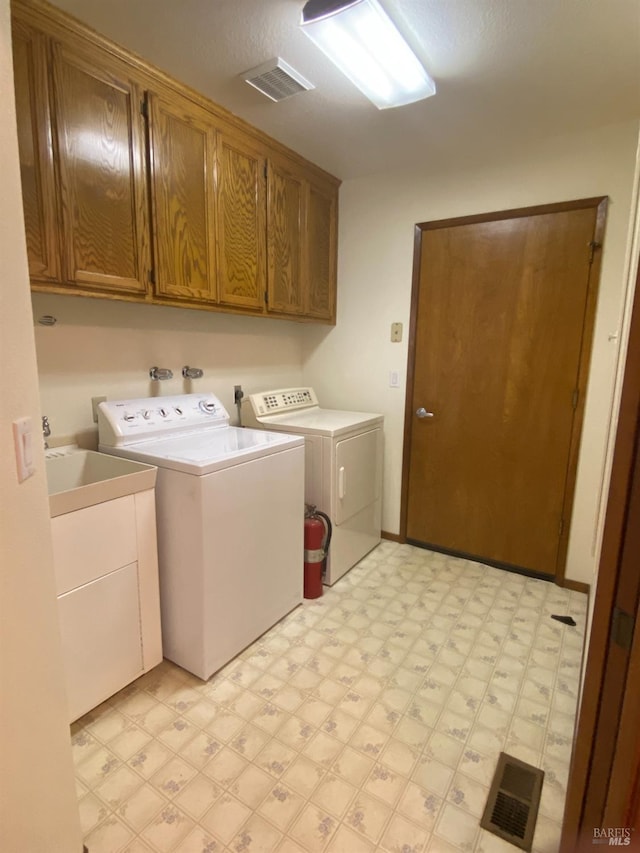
[255,407,383,437]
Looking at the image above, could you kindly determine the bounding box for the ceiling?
[49,0,640,181]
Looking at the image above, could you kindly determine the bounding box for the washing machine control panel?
[248,387,319,417]
[98,393,230,445]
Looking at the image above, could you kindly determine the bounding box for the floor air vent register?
[480,752,545,851]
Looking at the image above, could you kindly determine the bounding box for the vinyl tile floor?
[72,542,586,853]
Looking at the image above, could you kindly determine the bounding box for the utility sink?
[45,449,157,517]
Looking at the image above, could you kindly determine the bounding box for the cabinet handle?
[338,466,346,499]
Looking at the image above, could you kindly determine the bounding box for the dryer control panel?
[98,393,230,446]
[248,387,320,418]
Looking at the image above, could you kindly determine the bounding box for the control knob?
[199,400,217,414]
[123,413,136,422]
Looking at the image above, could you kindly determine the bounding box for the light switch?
[13,416,36,483]
[389,370,400,388]
[391,322,403,343]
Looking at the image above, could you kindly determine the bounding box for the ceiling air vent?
[242,58,314,102]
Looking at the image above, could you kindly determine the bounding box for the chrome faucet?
[182,366,204,379]
[149,367,173,381]
[42,415,51,449]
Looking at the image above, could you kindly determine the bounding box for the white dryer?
[243,388,383,585]
[98,393,304,681]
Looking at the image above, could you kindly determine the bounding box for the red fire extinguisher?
[304,505,332,599]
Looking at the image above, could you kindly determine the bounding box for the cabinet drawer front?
[52,495,137,595]
[58,561,143,721]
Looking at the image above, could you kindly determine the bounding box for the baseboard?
[558,577,590,595]
[381,530,403,543]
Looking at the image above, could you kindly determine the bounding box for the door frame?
[561,254,640,850]
[399,197,607,587]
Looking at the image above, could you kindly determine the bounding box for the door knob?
[416,407,434,419]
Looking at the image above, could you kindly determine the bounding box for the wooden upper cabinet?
[147,92,217,303]
[266,159,305,316]
[11,1,339,321]
[12,16,60,281]
[216,129,266,311]
[305,178,337,322]
[266,157,338,321]
[51,40,150,294]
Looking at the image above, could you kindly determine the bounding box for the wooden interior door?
[403,199,606,578]
[52,40,149,294]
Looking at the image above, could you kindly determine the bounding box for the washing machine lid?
[99,426,303,475]
[257,408,383,437]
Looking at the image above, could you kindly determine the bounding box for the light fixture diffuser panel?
[301,0,435,109]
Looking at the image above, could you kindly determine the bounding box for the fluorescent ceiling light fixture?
[300,0,436,109]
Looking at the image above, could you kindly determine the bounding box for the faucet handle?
[42,415,51,449]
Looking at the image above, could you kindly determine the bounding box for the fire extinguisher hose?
[313,509,332,576]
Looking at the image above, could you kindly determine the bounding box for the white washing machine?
[98,393,304,681]
[243,388,383,585]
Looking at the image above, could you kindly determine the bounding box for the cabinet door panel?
[306,181,337,321]
[12,18,60,280]
[52,42,149,293]
[267,161,304,315]
[217,131,266,310]
[148,94,217,302]
[57,562,143,722]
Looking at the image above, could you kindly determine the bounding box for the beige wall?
[32,294,306,445]
[0,0,83,848]
[302,118,640,587]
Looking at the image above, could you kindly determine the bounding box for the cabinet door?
[52,40,150,294]
[305,179,337,322]
[12,17,60,281]
[266,159,305,316]
[57,562,143,722]
[148,92,218,303]
[216,129,266,310]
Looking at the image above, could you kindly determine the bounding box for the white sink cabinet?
[47,451,162,722]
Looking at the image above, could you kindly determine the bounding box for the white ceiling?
[50,0,640,181]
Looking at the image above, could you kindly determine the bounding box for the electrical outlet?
[234,385,244,404]
[92,395,107,423]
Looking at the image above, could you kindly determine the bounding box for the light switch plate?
[13,416,35,482]
[389,370,400,388]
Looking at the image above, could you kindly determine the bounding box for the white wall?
[302,118,640,587]
[32,293,306,445]
[0,0,83,848]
